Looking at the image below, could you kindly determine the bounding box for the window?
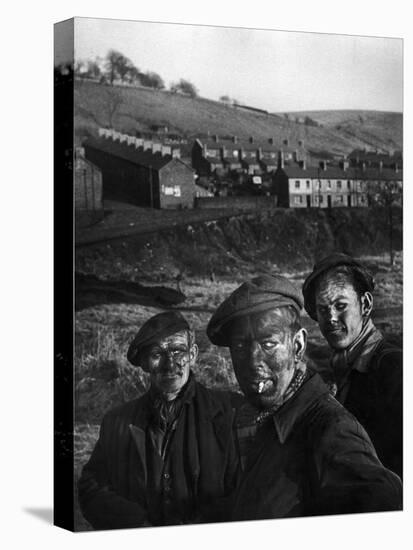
[337,195,343,203]
[174,185,181,197]
[294,195,302,204]
[319,195,324,204]
[306,180,310,189]
[208,150,216,157]
[164,186,174,196]
[337,181,342,189]
[347,180,351,189]
[295,180,300,188]
[327,180,331,189]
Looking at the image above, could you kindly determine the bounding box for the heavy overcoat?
[78,380,239,529]
[231,372,402,521]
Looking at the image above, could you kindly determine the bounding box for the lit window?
[174,185,181,197]
[164,186,174,196]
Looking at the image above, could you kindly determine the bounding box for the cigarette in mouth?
[258,381,265,394]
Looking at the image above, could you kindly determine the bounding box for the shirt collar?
[271,372,330,444]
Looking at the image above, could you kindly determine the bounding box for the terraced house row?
[273,159,403,208]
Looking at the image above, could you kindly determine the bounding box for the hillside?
[282,110,402,153]
[74,81,402,155]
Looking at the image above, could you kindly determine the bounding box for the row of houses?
[75,128,403,213]
[273,159,403,208]
[192,135,306,178]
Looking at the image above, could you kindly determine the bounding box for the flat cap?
[207,274,303,346]
[302,253,375,320]
[127,311,190,366]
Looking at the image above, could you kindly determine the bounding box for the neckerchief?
[236,361,308,469]
[331,319,383,400]
[148,374,195,457]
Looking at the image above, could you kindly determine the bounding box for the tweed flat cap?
[127,311,190,366]
[302,253,375,320]
[207,275,303,346]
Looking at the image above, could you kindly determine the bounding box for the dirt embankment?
[76,207,402,282]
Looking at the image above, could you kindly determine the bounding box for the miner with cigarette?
[207,274,402,520]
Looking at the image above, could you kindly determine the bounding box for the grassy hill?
[75,80,402,155]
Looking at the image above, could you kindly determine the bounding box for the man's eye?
[336,303,347,311]
[262,341,277,351]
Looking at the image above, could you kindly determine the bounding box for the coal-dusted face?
[141,330,198,400]
[314,271,372,351]
[228,309,306,410]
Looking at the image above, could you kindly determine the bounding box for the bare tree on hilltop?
[170,79,198,98]
[105,49,138,85]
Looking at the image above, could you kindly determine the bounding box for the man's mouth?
[250,378,275,395]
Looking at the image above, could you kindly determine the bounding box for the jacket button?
[163,473,170,479]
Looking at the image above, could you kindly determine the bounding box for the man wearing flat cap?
[302,253,402,478]
[207,275,402,521]
[78,311,239,530]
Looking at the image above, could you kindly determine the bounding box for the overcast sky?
[65,17,403,113]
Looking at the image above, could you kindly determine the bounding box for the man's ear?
[189,343,199,365]
[361,292,373,318]
[293,328,307,362]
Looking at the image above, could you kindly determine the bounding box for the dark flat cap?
[127,311,190,366]
[207,275,303,346]
[302,253,375,320]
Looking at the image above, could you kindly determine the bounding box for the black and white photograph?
[51,7,407,541]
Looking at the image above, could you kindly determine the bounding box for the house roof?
[280,164,403,181]
[84,137,176,170]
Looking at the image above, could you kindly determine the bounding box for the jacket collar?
[272,372,330,444]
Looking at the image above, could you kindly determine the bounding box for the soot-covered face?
[314,271,372,351]
[141,330,198,400]
[228,309,306,410]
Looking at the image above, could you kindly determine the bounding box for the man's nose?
[326,307,339,323]
[161,351,175,370]
[249,341,265,366]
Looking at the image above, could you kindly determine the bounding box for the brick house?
[84,132,196,209]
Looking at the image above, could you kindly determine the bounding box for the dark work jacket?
[78,381,239,530]
[231,373,402,522]
[336,340,403,478]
